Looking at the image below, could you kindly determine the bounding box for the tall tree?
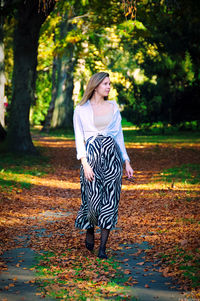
[41,46,58,132]
[41,0,126,130]
[51,12,77,129]
[3,0,55,153]
[40,2,81,131]
[0,0,6,139]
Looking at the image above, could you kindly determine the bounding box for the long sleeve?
[73,106,86,160]
[114,110,130,162]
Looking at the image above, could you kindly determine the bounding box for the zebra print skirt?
[75,135,123,230]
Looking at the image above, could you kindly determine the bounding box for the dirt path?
[0,137,199,300]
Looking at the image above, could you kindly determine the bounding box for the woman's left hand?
[125,160,134,178]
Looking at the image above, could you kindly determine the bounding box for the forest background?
[1,0,200,154]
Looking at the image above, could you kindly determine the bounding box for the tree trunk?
[5,0,55,153]
[41,29,59,133]
[51,18,76,129]
[0,0,6,131]
[63,50,75,130]
[41,53,58,132]
[0,123,6,141]
[51,45,76,129]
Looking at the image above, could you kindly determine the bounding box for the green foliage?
[31,71,52,125]
[4,0,200,130]
[111,0,200,127]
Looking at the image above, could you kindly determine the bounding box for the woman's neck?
[90,94,104,105]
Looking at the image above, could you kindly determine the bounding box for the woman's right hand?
[81,158,94,182]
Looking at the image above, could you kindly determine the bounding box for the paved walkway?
[0,210,186,301]
[114,242,184,301]
[0,247,53,301]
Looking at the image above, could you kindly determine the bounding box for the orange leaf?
[9,283,15,287]
[124,269,131,274]
[136,262,145,265]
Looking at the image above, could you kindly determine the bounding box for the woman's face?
[96,77,111,97]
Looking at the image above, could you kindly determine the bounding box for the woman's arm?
[81,157,94,182]
[73,107,95,181]
[115,110,134,178]
[115,125,130,162]
[125,159,134,178]
[73,106,87,160]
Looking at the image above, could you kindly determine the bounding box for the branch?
[68,13,90,23]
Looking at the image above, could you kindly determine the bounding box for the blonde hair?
[80,72,109,106]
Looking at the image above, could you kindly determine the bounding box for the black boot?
[85,227,94,251]
[98,246,108,259]
[98,228,110,259]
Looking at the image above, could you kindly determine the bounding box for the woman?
[73,72,133,259]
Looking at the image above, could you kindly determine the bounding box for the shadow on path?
[113,241,184,301]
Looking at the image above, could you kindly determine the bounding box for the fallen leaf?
[136,262,145,265]
[9,283,15,287]
[124,269,131,274]
[132,280,139,284]
[180,239,188,246]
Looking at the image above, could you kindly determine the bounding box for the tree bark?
[0,0,6,131]
[51,18,76,129]
[51,45,76,129]
[42,34,58,132]
[0,123,6,141]
[5,0,55,153]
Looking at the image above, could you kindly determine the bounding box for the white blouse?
[73,100,130,162]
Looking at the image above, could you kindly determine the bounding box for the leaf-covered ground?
[0,134,200,300]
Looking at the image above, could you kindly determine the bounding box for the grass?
[160,164,200,185]
[31,126,74,140]
[34,251,136,300]
[123,130,200,144]
[30,124,200,145]
[0,152,50,192]
[159,247,200,289]
[122,119,200,143]
[174,249,200,288]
